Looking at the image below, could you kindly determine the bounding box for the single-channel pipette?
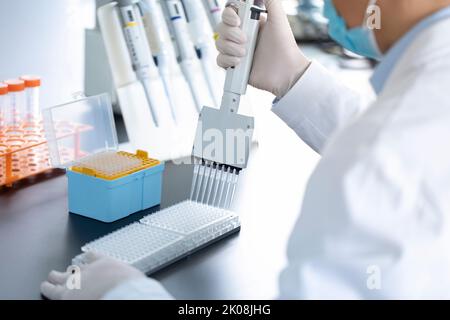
[163,0,216,111]
[117,0,171,127]
[182,0,223,107]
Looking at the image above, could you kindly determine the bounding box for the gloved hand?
[40,252,146,300]
[216,0,311,98]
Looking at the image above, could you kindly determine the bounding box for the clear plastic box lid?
[42,93,118,168]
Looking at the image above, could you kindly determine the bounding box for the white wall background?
[0,0,96,109]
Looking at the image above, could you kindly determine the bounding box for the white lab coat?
[275,18,450,299]
[103,18,450,299]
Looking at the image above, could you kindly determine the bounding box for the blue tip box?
[66,161,164,222]
[43,93,165,223]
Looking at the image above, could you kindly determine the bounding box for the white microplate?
[82,222,182,265]
[76,200,240,274]
[140,200,234,234]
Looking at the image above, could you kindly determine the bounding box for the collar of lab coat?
[370,5,450,95]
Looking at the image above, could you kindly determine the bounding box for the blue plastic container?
[67,162,164,222]
[43,93,165,223]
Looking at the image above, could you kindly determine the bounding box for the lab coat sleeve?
[272,61,367,153]
[102,277,174,300]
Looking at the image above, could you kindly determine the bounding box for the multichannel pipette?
[164,0,216,111]
[117,0,172,127]
[191,0,264,209]
[190,162,239,208]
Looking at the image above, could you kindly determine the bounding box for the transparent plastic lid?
[42,93,118,168]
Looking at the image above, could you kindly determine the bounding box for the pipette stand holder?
[97,2,259,162]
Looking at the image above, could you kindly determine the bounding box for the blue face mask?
[324,0,383,60]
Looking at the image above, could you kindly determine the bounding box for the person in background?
[42,0,450,299]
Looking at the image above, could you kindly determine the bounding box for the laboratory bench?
[0,107,317,300]
[0,46,373,299]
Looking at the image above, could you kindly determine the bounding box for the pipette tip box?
[43,93,165,222]
[67,151,164,222]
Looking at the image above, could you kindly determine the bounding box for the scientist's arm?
[216,0,366,153]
